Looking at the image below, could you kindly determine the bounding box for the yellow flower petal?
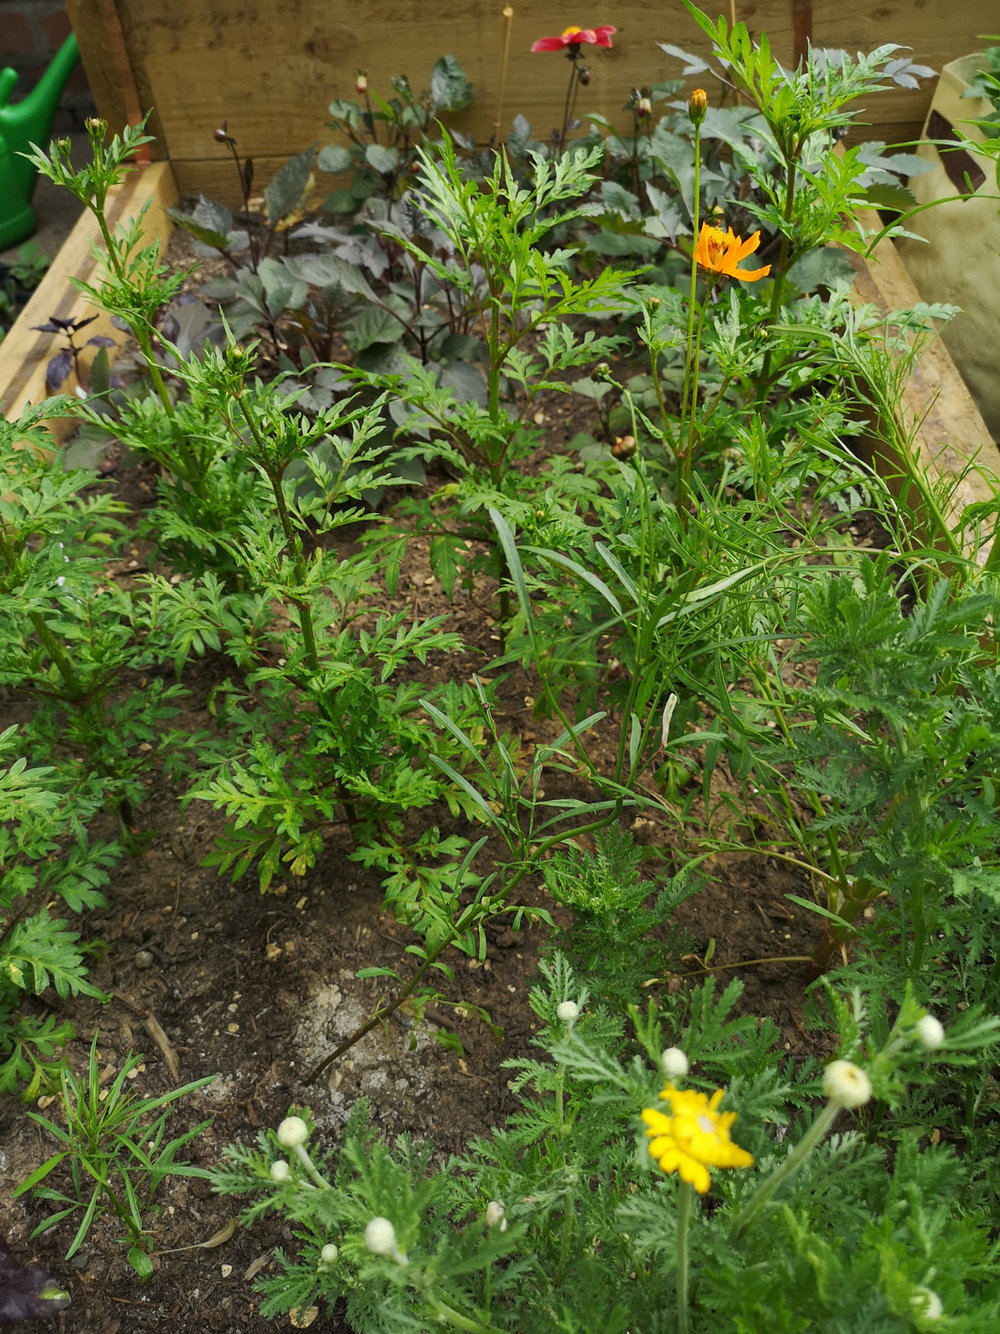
[642,1083,754,1192]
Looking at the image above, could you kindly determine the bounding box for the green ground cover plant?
[5,3,1000,1326]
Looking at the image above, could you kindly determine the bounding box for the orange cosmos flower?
[531,25,616,52]
[693,223,771,282]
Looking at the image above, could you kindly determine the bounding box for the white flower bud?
[556,1001,579,1024]
[364,1217,399,1257]
[485,1200,507,1231]
[320,1243,339,1264]
[822,1059,873,1109]
[910,1286,943,1320]
[915,1014,945,1050]
[660,1047,689,1079]
[276,1115,309,1149]
[269,1159,291,1183]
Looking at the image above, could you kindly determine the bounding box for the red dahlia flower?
[531,25,616,52]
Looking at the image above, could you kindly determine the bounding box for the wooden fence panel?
[65,2,990,202]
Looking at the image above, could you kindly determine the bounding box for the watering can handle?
[0,67,18,109]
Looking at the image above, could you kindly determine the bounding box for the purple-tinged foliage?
[0,1235,70,1323]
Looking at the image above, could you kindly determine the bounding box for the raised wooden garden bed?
[0,160,178,441]
[1,160,996,559]
[64,0,992,203]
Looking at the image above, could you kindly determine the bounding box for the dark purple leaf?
[110,316,132,331]
[74,315,98,331]
[0,1234,71,1323]
[86,336,116,348]
[31,321,63,334]
[45,349,73,390]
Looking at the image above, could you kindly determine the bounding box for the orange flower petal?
[692,222,770,282]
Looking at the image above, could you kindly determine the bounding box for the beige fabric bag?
[897,56,1000,441]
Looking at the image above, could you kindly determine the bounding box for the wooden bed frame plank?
[0,161,179,440]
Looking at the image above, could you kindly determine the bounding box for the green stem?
[27,610,87,701]
[729,1100,839,1242]
[758,150,798,391]
[233,395,322,674]
[93,210,175,419]
[557,62,579,155]
[676,1180,692,1334]
[612,457,654,788]
[682,300,711,504]
[268,471,322,674]
[425,1294,506,1334]
[292,1144,332,1190]
[675,123,703,523]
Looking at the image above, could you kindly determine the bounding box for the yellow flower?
[692,223,771,283]
[641,1084,754,1194]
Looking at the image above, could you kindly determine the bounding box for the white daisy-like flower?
[660,1047,690,1079]
[556,1000,580,1024]
[915,1014,945,1050]
[822,1059,873,1109]
[910,1286,943,1320]
[276,1115,309,1149]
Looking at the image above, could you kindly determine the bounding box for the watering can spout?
[0,32,80,248]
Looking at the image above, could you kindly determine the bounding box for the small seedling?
[31,313,114,393]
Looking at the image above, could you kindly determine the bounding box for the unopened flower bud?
[85,116,107,134]
[646,295,662,310]
[364,1217,406,1264]
[320,1243,339,1264]
[636,96,653,118]
[56,137,72,155]
[213,126,230,143]
[355,70,369,96]
[578,67,591,86]
[688,88,708,124]
[556,1000,580,1025]
[915,1014,945,1049]
[611,434,637,461]
[660,1047,689,1079]
[276,1115,309,1149]
[364,1217,397,1254]
[822,1059,872,1109]
[485,1200,507,1231]
[269,1159,291,1183]
[910,1287,943,1320]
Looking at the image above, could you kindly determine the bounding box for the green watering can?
[0,32,80,249]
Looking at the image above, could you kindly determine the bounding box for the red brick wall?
[0,0,93,128]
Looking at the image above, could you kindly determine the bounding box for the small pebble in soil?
[134,949,154,969]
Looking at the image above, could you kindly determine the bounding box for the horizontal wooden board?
[68,1,800,200]
[0,161,179,440]
[65,2,989,203]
